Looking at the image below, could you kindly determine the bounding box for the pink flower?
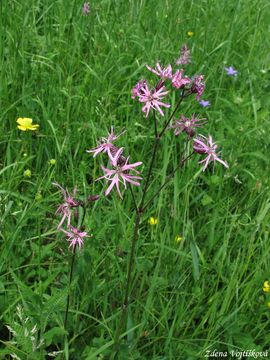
[193,135,228,171]
[82,2,90,14]
[61,226,88,250]
[87,127,124,159]
[176,44,191,65]
[146,63,173,80]
[171,69,191,89]
[171,114,206,137]
[131,80,146,99]
[137,82,170,117]
[97,157,143,199]
[191,75,205,100]
[53,182,80,229]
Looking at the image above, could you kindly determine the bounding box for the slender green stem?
[159,89,185,138]
[123,211,141,308]
[113,209,141,351]
[80,205,87,227]
[142,152,195,211]
[140,112,159,209]
[154,110,158,139]
[63,204,87,353]
[64,244,77,331]
[128,183,138,212]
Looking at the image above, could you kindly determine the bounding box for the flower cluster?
[132,48,206,118]
[170,115,228,171]
[131,45,227,172]
[53,182,92,250]
[88,128,143,199]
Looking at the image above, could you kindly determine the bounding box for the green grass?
[1,0,270,359]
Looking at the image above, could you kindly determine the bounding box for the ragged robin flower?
[170,114,206,137]
[52,182,81,229]
[191,75,205,100]
[193,135,229,171]
[171,69,191,89]
[97,154,142,199]
[82,2,90,15]
[146,63,173,80]
[176,44,191,65]
[87,127,124,159]
[137,81,170,117]
[61,226,89,250]
[16,118,39,131]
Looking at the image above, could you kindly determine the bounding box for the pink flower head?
[61,226,88,250]
[82,2,90,14]
[193,135,229,171]
[87,127,124,159]
[52,182,80,229]
[171,69,191,89]
[191,75,205,100]
[176,44,191,65]
[97,157,143,199]
[131,80,147,99]
[171,114,206,137]
[146,63,173,80]
[137,81,170,117]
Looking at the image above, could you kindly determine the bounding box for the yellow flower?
[23,169,31,178]
[263,281,270,293]
[175,235,183,242]
[17,118,39,131]
[48,159,56,165]
[187,31,194,37]
[148,217,158,225]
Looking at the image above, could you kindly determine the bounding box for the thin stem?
[64,244,77,331]
[142,152,195,211]
[63,205,87,350]
[140,112,159,209]
[80,205,87,227]
[154,111,158,139]
[159,89,185,138]
[128,183,138,212]
[113,210,141,350]
[123,211,141,307]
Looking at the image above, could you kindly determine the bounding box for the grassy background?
[1,0,270,358]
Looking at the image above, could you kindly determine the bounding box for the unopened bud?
[88,195,100,202]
